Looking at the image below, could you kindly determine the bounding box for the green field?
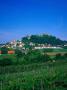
[0,61,67,90]
[0,54,16,60]
[0,49,67,90]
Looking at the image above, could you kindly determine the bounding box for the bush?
[15,49,25,64]
[54,53,64,60]
[42,54,51,62]
[0,58,13,66]
[24,50,41,63]
[1,46,8,54]
[64,53,67,57]
[24,50,51,63]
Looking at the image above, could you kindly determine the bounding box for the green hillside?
[22,34,67,46]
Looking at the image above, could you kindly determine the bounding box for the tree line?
[0,48,67,66]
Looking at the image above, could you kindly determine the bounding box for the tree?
[54,53,62,60]
[22,34,66,46]
[64,53,67,58]
[1,46,8,54]
[15,49,24,64]
[42,54,51,62]
[24,50,51,63]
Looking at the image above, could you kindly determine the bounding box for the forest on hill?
[22,34,67,46]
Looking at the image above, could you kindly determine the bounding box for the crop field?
[0,48,67,90]
[46,52,66,56]
[0,60,67,90]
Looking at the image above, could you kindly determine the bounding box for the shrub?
[1,46,8,54]
[54,53,63,60]
[24,50,51,63]
[0,58,13,66]
[64,53,67,57]
[15,49,25,64]
[42,54,51,62]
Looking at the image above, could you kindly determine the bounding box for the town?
[0,34,67,55]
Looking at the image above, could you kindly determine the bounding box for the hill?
[22,34,67,46]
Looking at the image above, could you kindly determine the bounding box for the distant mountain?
[21,34,67,46]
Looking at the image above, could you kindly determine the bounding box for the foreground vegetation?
[0,48,67,90]
[0,61,67,90]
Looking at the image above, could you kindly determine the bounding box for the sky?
[0,0,67,43]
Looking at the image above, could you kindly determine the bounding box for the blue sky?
[0,0,67,43]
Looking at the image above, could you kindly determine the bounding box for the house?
[0,50,15,54]
[8,50,15,54]
[0,50,2,54]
